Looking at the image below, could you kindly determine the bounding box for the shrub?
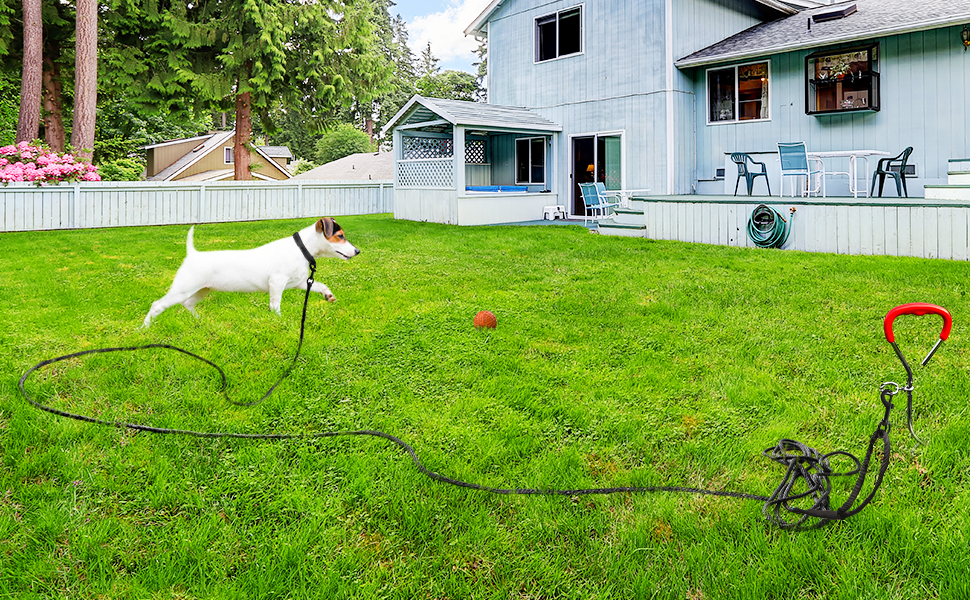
[97,157,145,181]
[0,141,101,185]
[315,124,374,165]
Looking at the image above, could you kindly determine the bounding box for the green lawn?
[2,214,968,599]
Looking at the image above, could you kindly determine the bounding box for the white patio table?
[808,150,891,198]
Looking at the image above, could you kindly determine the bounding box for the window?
[706,61,770,124]
[806,44,879,115]
[516,137,545,184]
[224,147,234,164]
[535,6,582,62]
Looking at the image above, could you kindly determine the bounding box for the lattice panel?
[465,140,486,164]
[403,137,454,160]
[397,159,454,189]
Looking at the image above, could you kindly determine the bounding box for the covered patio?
[384,96,563,226]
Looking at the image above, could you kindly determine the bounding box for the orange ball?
[474,310,497,329]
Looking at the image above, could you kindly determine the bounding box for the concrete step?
[949,158,970,172]
[598,217,646,237]
[610,207,646,226]
[924,185,970,201]
[947,171,970,185]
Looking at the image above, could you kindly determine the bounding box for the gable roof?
[464,0,798,37]
[383,96,561,136]
[148,131,235,181]
[147,131,292,181]
[292,152,394,181]
[677,0,970,68]
[260,146,293,159]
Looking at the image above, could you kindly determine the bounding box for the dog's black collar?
[292,232,317,278]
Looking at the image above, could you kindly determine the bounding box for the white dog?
[142,218,359,327]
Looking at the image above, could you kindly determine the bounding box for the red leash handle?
[883,303,952,343]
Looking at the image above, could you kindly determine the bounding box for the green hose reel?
[746,204,795,249]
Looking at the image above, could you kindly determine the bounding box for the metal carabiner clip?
[882,303,953,443]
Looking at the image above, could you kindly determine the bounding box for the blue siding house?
[385,0,970,257]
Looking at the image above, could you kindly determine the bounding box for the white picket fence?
[0,180,393,232]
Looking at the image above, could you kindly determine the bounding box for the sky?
[394,0,494,74]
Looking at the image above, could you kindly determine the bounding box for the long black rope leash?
[15,239,951,531]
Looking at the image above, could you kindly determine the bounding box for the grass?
[1,214,969,599]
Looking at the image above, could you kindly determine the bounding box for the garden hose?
[14,234,952,531]
[746,204,793,248]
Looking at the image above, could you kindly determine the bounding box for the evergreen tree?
[16,0,41,143]
[417,41,439,78]
[160,0,390,179]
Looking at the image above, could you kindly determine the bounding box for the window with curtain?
[707,61,770,124]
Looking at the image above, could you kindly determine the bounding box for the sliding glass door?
[571,133,623,217]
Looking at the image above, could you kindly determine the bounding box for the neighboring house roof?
[383,95,562,136]
[292,152,394,181]
[142,134,212,150]
[465,0,798,37]
[146,131,292,181]
[260,146,293,159]
[148,131,235,181]
[677,0,970,68]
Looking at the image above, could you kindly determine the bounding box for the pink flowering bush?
[0,141,100,185]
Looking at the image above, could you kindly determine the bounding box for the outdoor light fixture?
[962,25,970,51]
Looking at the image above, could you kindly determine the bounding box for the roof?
[464,0,797,37]
[148,131,234,181]
[147,131,292,181]
[260,146,293,159]
[382,96,562,136]
[292,152,394,181]
[677,0,970,68]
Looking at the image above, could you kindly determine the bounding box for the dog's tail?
[186,226,196,254]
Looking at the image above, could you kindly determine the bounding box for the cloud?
[408,0,491,71]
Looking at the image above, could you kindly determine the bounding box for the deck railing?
[0,180,393,232]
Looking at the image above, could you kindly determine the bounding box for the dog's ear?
[315,218,335,237]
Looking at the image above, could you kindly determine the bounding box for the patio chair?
[777,142,824,198]
[870,147,913,198]
[578,182,620,225]
[731,153,771,196]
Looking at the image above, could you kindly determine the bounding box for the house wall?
[485,0,777,197]
[176,145,290,181]
[148,140,205,177]
[688,25,970,196]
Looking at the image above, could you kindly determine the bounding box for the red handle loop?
[883,303,952,343]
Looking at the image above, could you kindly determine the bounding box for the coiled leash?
[16,238,952,531]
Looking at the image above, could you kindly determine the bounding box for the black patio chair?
[870,147,914,198]
[731,152,771,196]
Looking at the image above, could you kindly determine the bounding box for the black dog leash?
[16,247,952,531]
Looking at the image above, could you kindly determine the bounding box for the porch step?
[597,219,646,237]
[610,207,646,226]
[949,158,970,173]
[947,171,970,185]
[924,184,970,202]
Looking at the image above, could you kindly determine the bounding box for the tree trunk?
[234,90,252,180]
[42,53,66,152]
[17,0,43,144]
[71,0,97,162]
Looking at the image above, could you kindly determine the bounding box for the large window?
[806,44,879,115]
[515,137,545,185]
[535,6,582,62]
[707,62,770,124]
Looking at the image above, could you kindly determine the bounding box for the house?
[292,151,394,181]
[144,132,293,181]
[384,0,970,237]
